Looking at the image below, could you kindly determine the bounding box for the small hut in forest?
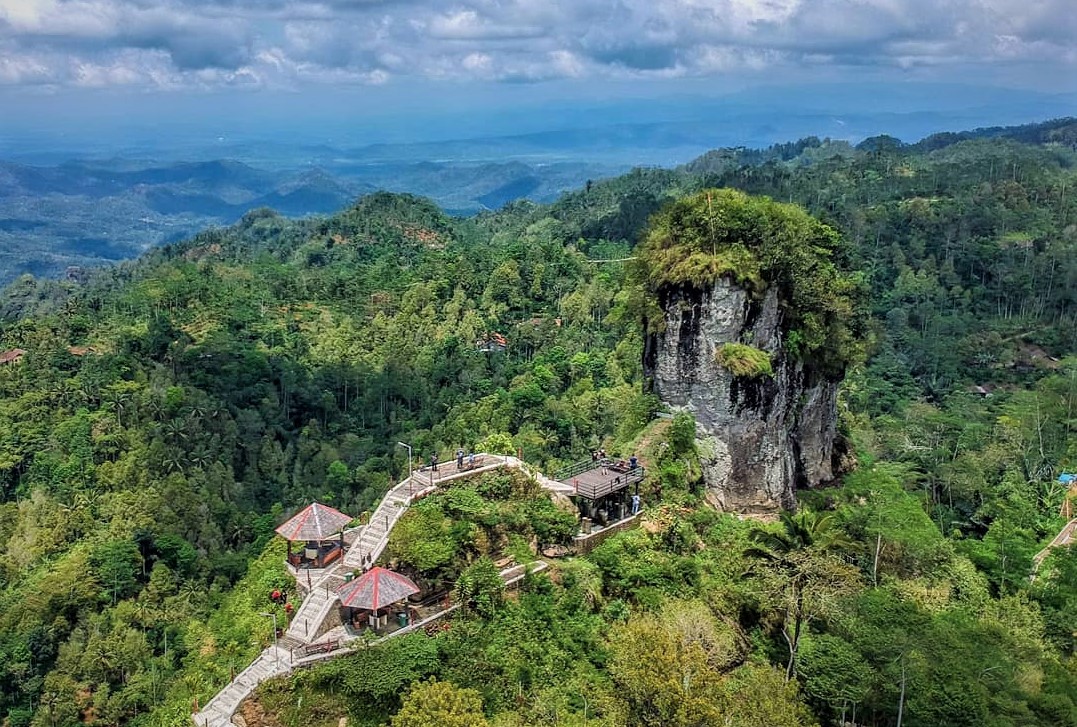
[275,502,352,569]
[0,349,26,365]
[337,566,420,630]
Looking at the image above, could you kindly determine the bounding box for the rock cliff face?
[644,278,843,512]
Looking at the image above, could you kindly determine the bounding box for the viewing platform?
[558,458,645,500]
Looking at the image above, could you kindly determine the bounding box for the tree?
[719,663,819,727]
[454,558,505,619]
[386,506,457,574]
[90,540,143,605]
[478,432,515,456]
[391,678,489,727]
[747,511,859,681]
[798,633,873,722]
[668,412,696,456]
[608,601,735,726]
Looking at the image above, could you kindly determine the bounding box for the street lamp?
[397,441,413,495]
[260,612,279,668]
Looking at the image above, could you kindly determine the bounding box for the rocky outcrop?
[644,277,843,512]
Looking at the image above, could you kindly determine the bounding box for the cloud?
[0,0,1073,90]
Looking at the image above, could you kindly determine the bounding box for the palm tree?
[747,510,855,681]
[188,445,213,470]
[748,510,852,557]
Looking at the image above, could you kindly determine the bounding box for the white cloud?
[0,0,1073,89]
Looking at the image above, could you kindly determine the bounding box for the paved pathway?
[1032,518,1077,576]
[193,454,565,727]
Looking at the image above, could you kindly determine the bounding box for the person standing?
[456,448,465,469]
[631,493,641,515]
[430,453,438,472]
[629,454,638,470]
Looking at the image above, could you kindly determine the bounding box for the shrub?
[715,343,773,378]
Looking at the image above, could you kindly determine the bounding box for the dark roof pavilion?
[275,502,352,542]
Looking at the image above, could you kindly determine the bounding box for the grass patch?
[715,343,773,378]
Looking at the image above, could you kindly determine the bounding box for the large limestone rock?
[644,278,842,512]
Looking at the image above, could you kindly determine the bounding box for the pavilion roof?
[275,502,352,542]
[336,566,419,611]
[0,348,27,365]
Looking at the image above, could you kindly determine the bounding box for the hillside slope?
[0,122,1075,726]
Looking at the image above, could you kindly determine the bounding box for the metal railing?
[555,458,604,480]
[573,466,645,500]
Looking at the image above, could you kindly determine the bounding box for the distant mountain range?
[0,157,623,283]
[1,91,1074,286]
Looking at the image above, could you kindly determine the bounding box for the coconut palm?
[747,510,857,681]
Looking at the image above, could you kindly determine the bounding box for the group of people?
[592,449,640,476]
[455,448,478,469]
[269,589,295,615]
[425,450,478,472]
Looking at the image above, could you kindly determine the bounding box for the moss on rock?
[715,343,774,378]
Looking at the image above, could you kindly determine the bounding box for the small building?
[558,456,645,530]
[477,333,508,353]
[337,566,420,631]
[0,349,26,365]
[275,502,352,569]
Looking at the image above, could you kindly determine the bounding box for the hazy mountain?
[0,156,624,283]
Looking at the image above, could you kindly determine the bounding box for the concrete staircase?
[343,483,413,569]
[285,571,344,642]
[193,647,292,727]
[193,453,573,727]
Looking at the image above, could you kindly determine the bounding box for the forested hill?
[0,120,1074,727]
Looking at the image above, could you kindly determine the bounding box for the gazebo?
[275,502,352,569]
[337,566,420,630]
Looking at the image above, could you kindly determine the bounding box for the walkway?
[1032,518,1077,576]
[192,454,566,727]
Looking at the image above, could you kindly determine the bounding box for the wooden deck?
[561,463,644,500]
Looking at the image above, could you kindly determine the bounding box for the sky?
[1,0,1076,148]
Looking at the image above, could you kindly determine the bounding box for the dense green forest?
[0,119,1074,727]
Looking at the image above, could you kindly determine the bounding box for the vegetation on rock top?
[634,188,869,376]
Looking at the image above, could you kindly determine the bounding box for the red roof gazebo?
[275,502,352,569]
[337,567,420,630]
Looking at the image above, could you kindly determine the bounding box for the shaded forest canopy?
[0,117,1073,726]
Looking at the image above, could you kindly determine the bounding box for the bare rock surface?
[645,278,842,511]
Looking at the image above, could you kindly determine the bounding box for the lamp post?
[397,441,413,496]
[260,612,279,668]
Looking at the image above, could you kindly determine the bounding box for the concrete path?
[193,454,566,727]
[1032,518,1077,576]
